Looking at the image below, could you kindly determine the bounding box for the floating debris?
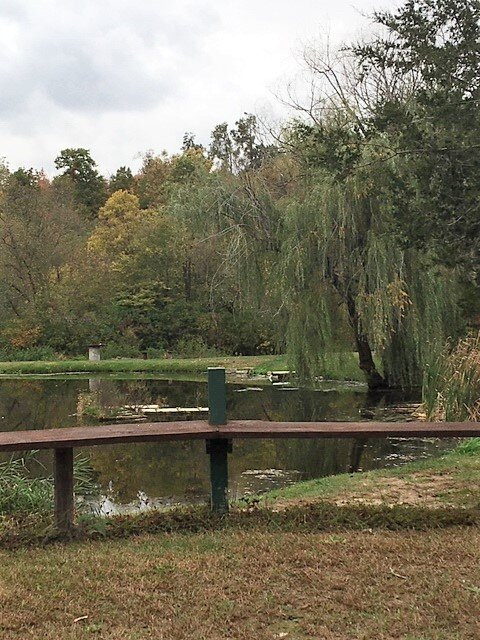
[124,405,208,414]
[268,370,295,382]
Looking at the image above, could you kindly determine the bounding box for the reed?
[0,452,97,516]
[423,333,480,421]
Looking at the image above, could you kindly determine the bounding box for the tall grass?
[423,333,480,421]
[0,452,97,516]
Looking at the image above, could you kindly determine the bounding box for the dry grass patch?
[1,528,479,639]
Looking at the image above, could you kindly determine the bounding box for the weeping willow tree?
[282,168,462,388]
[167,159,289,338]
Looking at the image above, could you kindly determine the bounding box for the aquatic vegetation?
[0,452,97,516]
[423,334,480,421]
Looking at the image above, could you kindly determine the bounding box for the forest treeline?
[1,0,479,390]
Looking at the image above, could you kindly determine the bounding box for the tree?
[182,132,204,152]
[209,115,276,172]
[55,148,107,217]
[109,166,135,194]
[352,0,480,280]
[137,149,211,209]
[0,169,85,329]
[281,164,461,388]
[88,190,146,259]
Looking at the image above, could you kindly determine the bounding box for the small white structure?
[88,343,103,361]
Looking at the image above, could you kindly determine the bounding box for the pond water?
[0,374,455,513]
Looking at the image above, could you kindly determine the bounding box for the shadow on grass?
[1,501,479,549]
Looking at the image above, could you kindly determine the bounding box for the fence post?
[207,367,230,513]
[54,447,74,535]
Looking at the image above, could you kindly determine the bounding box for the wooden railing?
[1,367,479,533]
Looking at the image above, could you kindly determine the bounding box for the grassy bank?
[0,355,281,376]
[264,437,480,510]
[0,352,368,381]
[1,445,480,638]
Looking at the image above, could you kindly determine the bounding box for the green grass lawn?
[0,355,279,376]
[0,352,369,382]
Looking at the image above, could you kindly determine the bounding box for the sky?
[0,0,396,177]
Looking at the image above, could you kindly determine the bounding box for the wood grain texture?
[0,420,479,451]
[0,421,216,451]
[221,420,480,439]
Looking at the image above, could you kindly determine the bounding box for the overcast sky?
[0,0,396,176]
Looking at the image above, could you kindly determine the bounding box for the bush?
[0,346,57,362]
[456,438,480,455]
[173,336,224,358]
[145,346,165,359]
[101,342,142,359]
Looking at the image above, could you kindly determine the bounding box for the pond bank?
[0,355,285,377]
[2,440,478,548]
[0,352,368,382]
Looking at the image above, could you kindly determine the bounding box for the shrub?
[145,346,165,359]
[456,437,480,455]
[173,336,224,358]
[101,342,142,359]
[423,333,480,421]
[0,346,57,362]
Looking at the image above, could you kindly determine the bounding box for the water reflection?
[0,375,455,510]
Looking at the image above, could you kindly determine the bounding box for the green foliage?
[0,454,52,514]
[54,148,107,217]
[0,346,56,362]
[423,333,480,421]
[281,168,461,387]
[100,342,142,359]
[0,453,97,516]
[209,114,276,172]
[353,0,480,279]
[109,166,135,194]
[456,438,480,455]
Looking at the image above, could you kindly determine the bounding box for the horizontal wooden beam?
[220,420,480,439]
[0,420,479,452]
[0,421,216,451]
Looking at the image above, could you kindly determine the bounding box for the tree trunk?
[354,330,388,389]
[346,294,388,389]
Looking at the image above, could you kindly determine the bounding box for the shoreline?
[0,352,368,382]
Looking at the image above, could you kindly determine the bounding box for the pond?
[0,374,455,513]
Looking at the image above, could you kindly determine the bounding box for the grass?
[263,439,480,509]
[0,453,97,518]
[423,334,480,421]
[0,352,369,382]
[1,445,479,638]
[0,355,278,376]
[1,524,479,638]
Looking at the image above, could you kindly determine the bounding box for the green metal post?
[208,367,227,426]
[207,367,230,513]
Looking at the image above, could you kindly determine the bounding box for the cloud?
[0,0,394,174]
[0,0,218,116]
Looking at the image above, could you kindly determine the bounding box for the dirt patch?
[334,473,465,507]
[277,471,478,510]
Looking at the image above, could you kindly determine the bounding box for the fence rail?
[0,367,478,533]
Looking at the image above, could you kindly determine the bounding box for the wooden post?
[54,447,74,535]
[207,368,230,513]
